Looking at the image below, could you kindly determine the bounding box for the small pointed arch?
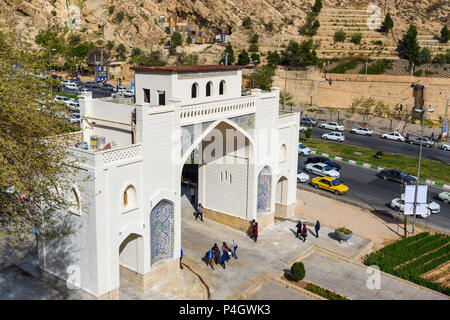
[123,185,137,208]
[206,81,213,97]
[219,80,226,95]
[191,82,199,98]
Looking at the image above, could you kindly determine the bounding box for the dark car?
[101,83,115,92]
[378,169,416,185]
[304,156,341,171]
[406,136,434,148]
[300,118,317,127]
[84,81,99,88]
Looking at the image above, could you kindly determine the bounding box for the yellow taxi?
[311,176,349,195]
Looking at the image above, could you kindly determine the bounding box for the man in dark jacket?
[196,203,204,221]
[296,220,302,238]
[212,243,220,265]
[315,220,321,238]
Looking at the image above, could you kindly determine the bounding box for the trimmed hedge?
[291,262,306,281]
[304,283,349,300]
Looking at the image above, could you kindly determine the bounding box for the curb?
[296,183,450,235]
[309,149,450,191]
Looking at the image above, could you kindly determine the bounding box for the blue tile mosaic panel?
[257,167,271,211]
[150,200,174,265]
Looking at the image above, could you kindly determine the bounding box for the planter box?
[335,229,353,241]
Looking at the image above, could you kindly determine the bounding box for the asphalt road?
[298,155,450,233]
[309,127,450,164]
[59,87,113,99]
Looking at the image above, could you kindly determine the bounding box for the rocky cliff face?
[1,0,449,61]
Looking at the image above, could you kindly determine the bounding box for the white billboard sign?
[404,185,428,215]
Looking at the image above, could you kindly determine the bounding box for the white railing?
[102,143,143,165]
[180,96,256,125]
[278,113,298,128]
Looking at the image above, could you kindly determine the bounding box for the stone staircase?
[314,7,399,60]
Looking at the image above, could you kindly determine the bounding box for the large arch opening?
[180,120,255,230]
[275,176,288,206]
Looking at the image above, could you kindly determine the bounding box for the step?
[319,22,369,26]
[417,35,436,39]
[313,35,391,41]
[316,31,386,38]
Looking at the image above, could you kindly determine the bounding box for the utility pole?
[442,99,449,142]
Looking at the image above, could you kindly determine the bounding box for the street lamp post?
[411,107,434,234]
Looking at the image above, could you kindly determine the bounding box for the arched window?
[123,185,137,208]
[68,188,81,215]
[191,82,198,98]
[279,144,287,162]
[219,80,225,95]
[206,81,212,97]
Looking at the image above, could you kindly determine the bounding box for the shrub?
[291,262,305,281]
[51,10,56,16]
[441,25,449,43]
[264,22,274,32]
[361,59,393,75]
[305,127,312,139]
[108,5,115,15]
[413,69,423,77]
[116,11,125,23]
[334,30,346,42]
[242,16,252,29]
[248,42,259,52]
[305,283,349,300]
[336,227,352,234]
[350,33,362,44]
[375,151,383,158]
[165,26,170,34]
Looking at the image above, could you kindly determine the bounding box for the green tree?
[264,21,274,32]
[250,52,260,65]
[267,51,281,67]
[0,15,80,250]
[350,33,362,44]
[186,35,193,45]
[312,0,322,14]
[311,20,320,36]
[237,49,250,65]
[106,40,115,51]
[220,43,235,64]
[171,32,183,47]
[280,91,295,110]
[248,42,259,52]
[129,51,165,67]
[115,43,127,60]
[399,25,420,65]
[281,40,318,67]
[334,30,347,42]
[176,52,198,65]
[440,25,449,43]
[131,47,142,57]
[291,262,306,281]
[242,16,252,29]
[382,13,394,32]
[253,65,275,91]
[417,47,432,64]
[116,11,125,23]
[34,28,63,53]
[250,33,259,44]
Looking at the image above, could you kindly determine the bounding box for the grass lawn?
[55,91,78,102]
[303,138,450,185]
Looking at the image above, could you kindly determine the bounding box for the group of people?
[205,241,238,270]
[296,220,320,242]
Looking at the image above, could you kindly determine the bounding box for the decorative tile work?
[257,167,272,212]
[229,114,255,131]
[150,200,174,265]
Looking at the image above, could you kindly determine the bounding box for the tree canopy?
[398,25,420,65]
[281,40,318,67]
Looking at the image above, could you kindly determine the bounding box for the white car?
[438,191,450,204]
[116,86,128,93]
[390,195,440,217]
[65,83,80,90]
[381,132,405,142]
[305,162,340,178]
[123,90,135,97]
[322,131,345,142]
[319,122,345,131]
[441,144,450,151]
[298,143,311,156]
[77,88,93,95]
[351,127,373,136]
[297,170,310,183]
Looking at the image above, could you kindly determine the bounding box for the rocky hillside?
[1,0,449,63]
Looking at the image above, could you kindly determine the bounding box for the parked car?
[305,162,340,178]
[322,131,345,142]
[68,113,81,125]
[351,127,373,136]
[116,86,127,93]
[298,143,311,156]
[391,193,440,216]
[53,95,73,103]
[122,90,135,97]
[406,136,434,147]
[297,170,310,183]
[378,169,416,185]
[305,156,341,171]
[311,176,349,195]
[76,88,93,95]
[299,125,308,132]
[381,132,405,142]
[390,198,432,218]
[440,144,450,151]
[101,83,115,92]
[65,83,80,90]
[319,122,345,131]
[84,81,99,88]
[300,118,317,127]
[66,102,79,112]
[438,191,450,204]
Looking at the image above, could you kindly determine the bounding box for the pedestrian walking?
[301,223,307,242]
[180,248,184,269]
[437,133,442,143]
[220,249,227,269]
[296,220,302,238]
[222,242,231,261]
[196,203,204,221]
[315,220,320,238]
[431,132,435,142]
[231,240,238,259]
[206,248,215,270]
[213,243,220,265]
[252,222,259,242]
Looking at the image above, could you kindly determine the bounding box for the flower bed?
[363,232,450,295]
